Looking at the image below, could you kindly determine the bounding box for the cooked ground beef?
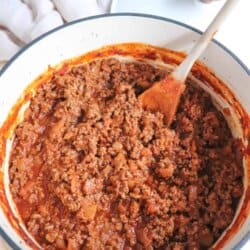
[9,58,243,250]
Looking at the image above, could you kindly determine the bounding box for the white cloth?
[0,0,111,62]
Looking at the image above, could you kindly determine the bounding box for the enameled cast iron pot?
[0,14,249,249]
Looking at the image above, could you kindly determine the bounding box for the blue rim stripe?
[0,13,249,77]
[0,13,249,249]
[0,227,20,250]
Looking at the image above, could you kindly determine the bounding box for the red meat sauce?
[9,58,243,250]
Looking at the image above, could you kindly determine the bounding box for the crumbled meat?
[77,199,97,221]
[9,58,243,250]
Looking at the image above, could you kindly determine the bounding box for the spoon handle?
[172,0,239,82]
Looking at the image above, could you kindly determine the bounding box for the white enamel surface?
[111,0,250,68]
[0,15,249,249]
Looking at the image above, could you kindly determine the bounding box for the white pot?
[0,14,249,249]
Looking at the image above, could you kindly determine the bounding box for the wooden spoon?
[139,0,239,126]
